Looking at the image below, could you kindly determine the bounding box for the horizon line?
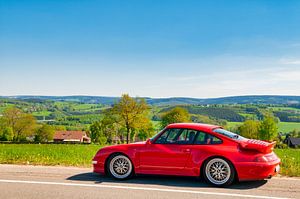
[1,94,300,100]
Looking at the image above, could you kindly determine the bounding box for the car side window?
[155,130,170,144]
[155,128,197,144]
[176,129,197,144]
[155,128,180,144]
[194,131,222,145]
[165,129,181,143]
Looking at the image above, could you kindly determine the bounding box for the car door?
[138,128,196,175]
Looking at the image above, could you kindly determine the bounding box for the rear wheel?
[107,154,133,180]
[203,158,235,186]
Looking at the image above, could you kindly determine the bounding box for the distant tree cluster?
[237,114,278,141]
[290,129,300,138]
[191,114,227,126]
[160,106,245,122]
[160,107,191,128]
[0,107,54,142]
[274,111,300,122]
[89,94,154,144]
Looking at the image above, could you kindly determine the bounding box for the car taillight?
[254,156,268,162]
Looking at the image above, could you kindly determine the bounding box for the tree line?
[0,107,54,142]
[0,94,294,145]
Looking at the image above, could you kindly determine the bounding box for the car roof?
[166,123,222,132]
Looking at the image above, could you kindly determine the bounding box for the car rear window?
[213,128,245,140]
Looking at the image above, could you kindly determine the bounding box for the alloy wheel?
[205,158,231,185]
[109,155,133,179]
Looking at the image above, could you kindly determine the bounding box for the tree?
[136,117,155,141]
[111,94,152,144]
[98,110,122,144]
[160,107,191,128]
[238,120,260,139]
[131,116,154,141]
[34,124,55,142]
[0,127,13,141]
[191,114,227,126]
[90,121,107,144]
[259,115,278,141]
[290,129,300,138]
[191,114,215,124]
[2,107,36,141]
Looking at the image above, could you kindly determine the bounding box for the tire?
[107,154,134,180]
[203,157,235,187]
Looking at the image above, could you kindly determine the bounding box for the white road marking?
[0,179,291,199]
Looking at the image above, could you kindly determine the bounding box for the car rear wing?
[239,139,276,154]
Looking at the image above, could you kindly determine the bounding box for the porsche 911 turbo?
[92,123,280,186]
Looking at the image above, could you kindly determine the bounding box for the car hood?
[102,141,147,150]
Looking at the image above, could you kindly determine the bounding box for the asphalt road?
[0,164,299,199]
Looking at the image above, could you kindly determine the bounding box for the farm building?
[284,137,300,148]
[53,131,91,143]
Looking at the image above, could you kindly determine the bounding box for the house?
[284,136,300,148]
[53,131,91,143]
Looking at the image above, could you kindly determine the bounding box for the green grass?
[32,111,52,117]
[239,113,256,119]
[0,144,102,167]
[278,122,300,132]
[227,121,300,132]
[274,149,300,177]
[226,122,243,129]
[0,144,299,177]
[269,107,300,113]
[0,104,14,113]
[73,103,102,111]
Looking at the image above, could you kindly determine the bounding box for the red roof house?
[53,131,91,143]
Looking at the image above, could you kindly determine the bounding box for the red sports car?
[92,123,280,186]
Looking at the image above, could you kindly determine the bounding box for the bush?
[160,107,190,128]
[0,127,14,141]
[34,124,55,142]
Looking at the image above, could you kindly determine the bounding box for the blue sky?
[0,0,300,98]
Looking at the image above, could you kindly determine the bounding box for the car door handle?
[182,149,190,153]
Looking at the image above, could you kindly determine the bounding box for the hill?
[2,95,300,105]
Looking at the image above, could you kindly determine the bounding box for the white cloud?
[280,58,300,65]
[1,55,300,98]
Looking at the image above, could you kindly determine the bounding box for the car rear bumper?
[236,159,280,181]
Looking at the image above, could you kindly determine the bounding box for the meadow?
[227,121,300,132]
[278,122,300,132]
[0,144,299,177]
[0,144,102,167]
[275,149,300,177]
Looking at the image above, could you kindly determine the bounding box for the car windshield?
[150,129,164,142]
[213,128,245,140]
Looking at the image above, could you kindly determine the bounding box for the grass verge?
[0,144,299,177]
[0,144,102,167]
[274,148,300,177]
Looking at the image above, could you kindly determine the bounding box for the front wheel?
[107,154,133,180]
[203,158,235,186]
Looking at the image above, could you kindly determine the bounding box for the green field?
[227,121,300,132]
[32,111,52,117]
[278,122,300,132]
[226,122,243,130]
[0,144,299,176]
[274,149,300,177]
[0,144,102,167]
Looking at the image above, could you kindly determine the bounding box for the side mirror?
[146,138,152,145]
